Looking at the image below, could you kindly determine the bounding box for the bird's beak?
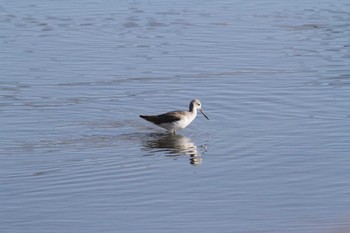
[200,109,209,120]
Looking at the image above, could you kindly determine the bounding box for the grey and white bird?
[140,99,209,134]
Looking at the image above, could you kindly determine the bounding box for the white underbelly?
[159,117,194,131]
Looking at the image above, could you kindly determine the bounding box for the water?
[1,0,350,232]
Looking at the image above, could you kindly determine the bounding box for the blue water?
[1,0,350,232]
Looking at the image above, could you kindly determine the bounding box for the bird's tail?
[140,115,162,125]
[139,115,152,121]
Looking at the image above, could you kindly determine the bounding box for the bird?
[140,99,209,134]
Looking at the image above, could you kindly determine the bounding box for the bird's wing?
[140,111,182,125]
[156,112,182,124]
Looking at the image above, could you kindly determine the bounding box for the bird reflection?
[142,133,205,166]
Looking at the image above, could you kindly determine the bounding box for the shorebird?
[140,99,209,134]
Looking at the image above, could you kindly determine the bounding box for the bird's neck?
[189,105,197,119]
[189,103,196,113]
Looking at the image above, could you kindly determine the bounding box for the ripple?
[141,133,207,166]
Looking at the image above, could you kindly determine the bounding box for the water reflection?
[142,133,204,166]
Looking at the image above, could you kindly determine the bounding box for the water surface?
[1,0,350,232]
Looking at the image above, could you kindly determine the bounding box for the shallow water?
[1,0,350,232]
